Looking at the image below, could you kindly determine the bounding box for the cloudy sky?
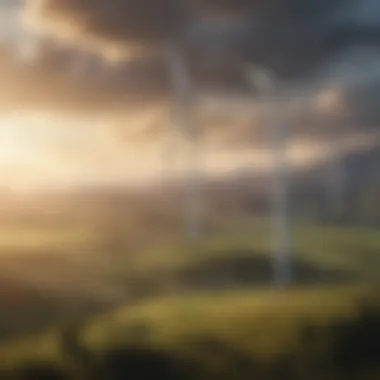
[0,0,380,191]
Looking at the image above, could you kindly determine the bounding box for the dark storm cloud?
[25,0,380,83]
[0,43,171,114]
[8,0,379,135]
[27,0,185,49]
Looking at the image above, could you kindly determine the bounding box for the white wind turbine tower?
[165,7,293,285]
[163,8,248,244]
[245,66,292,287]
[166,44,204,243]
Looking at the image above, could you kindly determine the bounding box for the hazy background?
[0,4,380,377]
[0,0,379,191]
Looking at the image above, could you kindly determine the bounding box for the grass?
[84,285,371,354]
[0,216,380,378]
[1,217,379,341]
[1,284,379,379]
[107,220,380,286]
[0,214,379,282]
[0,224,94,253]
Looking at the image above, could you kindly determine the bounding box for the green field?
[0,214,379,379]
[0,285,379,379]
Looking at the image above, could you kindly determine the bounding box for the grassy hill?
[0,217,379,340]
[0,285,379,379]
[0,193,379,379]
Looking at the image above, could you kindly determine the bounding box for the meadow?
[0,189,379,379]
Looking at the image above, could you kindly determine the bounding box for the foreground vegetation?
[0,285,379,379]
[0,211,380,341]
[0,188,380,378]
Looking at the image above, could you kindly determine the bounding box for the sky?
[0,0,380,191]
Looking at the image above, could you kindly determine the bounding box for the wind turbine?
[165,5,254,244]
[166,44,204,244]
[162,6,245,245]
[245,66,292,287]
[163,1,295,281]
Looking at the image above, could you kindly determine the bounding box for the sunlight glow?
[0,107,374,194]
[0,112,97,191]
[0,114,38,163]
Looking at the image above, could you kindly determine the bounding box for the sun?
[0,111,75,164]
[0,111,125,191]
[0,112,72,190]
